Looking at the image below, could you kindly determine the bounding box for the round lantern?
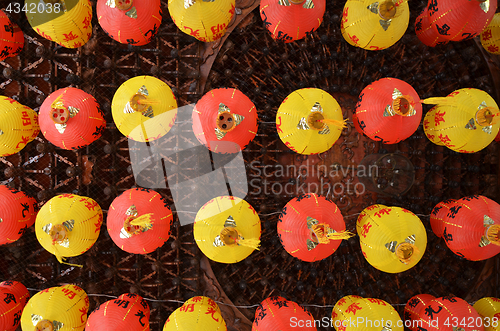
[0,96,40,157]
[26,0,93,48]
[193,196,261,264]
[430,199,456,238]
[355,78,422,144]
[0,281,30,331]
[404,294,436,331]
[423,88,500,153]
[0,185,38,245]
[86,293,150,331]
[332,295,403,331]
[438,195,500,261]
[168,0,235,42]
[39,87,105,150]
[107,188,173,254]
[192,88,258,154]
[276,88,345,155]
[473,297,500,331]
[481,13,500,55]
[415,9,449,47]
[259,0,325,43]
[253,296,316,330]
[112,76,177,142]
[163,296,226,331]
[277,193,352,262]
[0,10,24,61]
[341,0,410,50]
[35,194,103,266]
[428,0,497,42]
[97,0,162,46]
[356,204,427,273]
[416,296,484,331]
[21,285,89,331]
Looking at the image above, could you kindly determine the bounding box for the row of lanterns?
[2,181,500,272]
[2,77,498,158]
[3,279,500,331]
[1,0,499,58]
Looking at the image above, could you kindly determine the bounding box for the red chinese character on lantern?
[438,134,454,147]
[360,223,372,238]
[341,7,349,26]
[79,307,87,323]
[374,208,391,218]
[21,111,31,126]
[191,297,203,303]
[423,119,429,129]
[367,298,386,305]
[483,29,493,41]
[36,28,53,41]
[434,110,446,126]
[337,298,347,306]
[61,288,76,300]
[15,136,30,149]
[338,324,347,331]
[63,31,79,42]
[82,15,91,30]
[488,45,499,53]
[345,302,362,315]
[180,303,195,313]
[205,307,219,322]
[229,3,235,16]
[349,34,360,46]
[276,116,283,134]
[183,26,200,38]
[79,198,98,211]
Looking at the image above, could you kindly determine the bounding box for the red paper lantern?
[193,88,258,154]
[86,293,150,330]
[355,78,422,144]
[418,296,483,331]
[415,8,449,47]
[107,188,173,254]
[428,0,496,42]
[0,280,30,331]
[252,296,316,330]
[429,199,456,238]
[0,185,38,245]
[259,0,325,43]
[277,194,350,262]
[39,87,106,150]
[97,0,161,46]
[439,195,500,261]
[0,10,24,61]
[404,294,435,331]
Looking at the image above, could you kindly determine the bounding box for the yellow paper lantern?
[332,295,403,330]
[163,296,226,331]
[21,285,89,331]
[26,0,93,48]
[341,0,409,50]
[112,76,178,142]
[193,196,261,264]
[473,297,500,331]
[0,96,40,157]
[481,13,500,55]
[276,88,345,155]
[35,193,103,266]
[168,0,235,42]
[423,88,500,153]
[356,204,427,273]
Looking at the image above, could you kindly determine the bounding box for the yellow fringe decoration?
[136,99,160,106]
[52,245,83,268]
[235,237,261,250]
[487,225,500,246]
[396,243,420,265]
[130,213,154,228]
[319,118,347,129]
[312,223,355,244]
[421,97,457,106]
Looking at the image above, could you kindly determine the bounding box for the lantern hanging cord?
[24,289,477,309]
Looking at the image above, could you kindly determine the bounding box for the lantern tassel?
[130,213,154,228]
[326,230,356,240]
[235,237,261,250]
[319,118,347,128]
[421,97,457,106]
[395,243,420,265]
[312,223,355,243]
[52,245,83,268]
